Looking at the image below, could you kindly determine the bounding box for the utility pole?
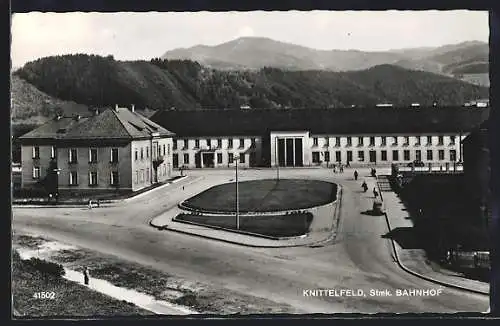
[235,155,240,230]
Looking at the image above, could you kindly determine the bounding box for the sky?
[11,10,489,68]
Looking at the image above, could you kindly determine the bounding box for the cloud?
[235,26,256,38]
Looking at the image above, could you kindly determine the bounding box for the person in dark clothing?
[354,170,359,181]
[83,267,90,285]
[362,181,368,192]
[339,164,344,173]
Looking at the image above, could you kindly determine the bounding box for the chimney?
[115,104,119,112]
[131,104,135,112]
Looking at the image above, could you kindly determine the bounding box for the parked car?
[407,160,425,167]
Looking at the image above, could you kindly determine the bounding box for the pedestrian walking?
[83,267,90,285]
[354,170,359,181]
[362,181,368,192]
[339,164,344,173]
[182,186,185,191]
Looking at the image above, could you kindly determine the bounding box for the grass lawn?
[11,251,151,317]
[183,179,337,213]
[175,212,313,237]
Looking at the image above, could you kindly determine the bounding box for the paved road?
[12,168,489,313]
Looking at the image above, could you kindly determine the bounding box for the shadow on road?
[381,227,423,250]
[360,210,384,217]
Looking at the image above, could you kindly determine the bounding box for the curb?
[149,184,344,249]
[377,177,489,296]
[122,175,188,202]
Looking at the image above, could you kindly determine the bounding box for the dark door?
[369,150,376,163]
[203,153,214,167]
[294,138,303,166]
[195,153,201,168]
[278,138,286,167]
[286,139,294,167]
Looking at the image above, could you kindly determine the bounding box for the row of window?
[132,164,169,184]
[311,135,456,147]
[172,138,257,150]
[172,152,247,168]
[32,146,119,164]
[311,149,457,163]
[134,143,170,161]
[32,167,119,186]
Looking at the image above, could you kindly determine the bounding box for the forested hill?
[14,54,488,112]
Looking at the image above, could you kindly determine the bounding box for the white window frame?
[183,153,189,164]
[89,171,98,186]
[111,148,119,163]
[32,146,40,159]
[111,171,119,185]
[32,166,40,179]
[69,171,78,185]
[89,148,98,163]
[69,148,78,163]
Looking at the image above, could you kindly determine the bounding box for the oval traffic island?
[181,179,337,213]
[175,179,338,238]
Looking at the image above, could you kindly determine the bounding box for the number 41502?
[33,292,56,299]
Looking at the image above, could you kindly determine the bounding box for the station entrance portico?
[270,131,308,167]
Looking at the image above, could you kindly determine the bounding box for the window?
[89,171,98,186]
[335,151,341,162]
[228,153,234,163]
[111,171,119,185]
[135,148,138,161]
[173,154,178,168]
[173,140,177,150]
[69,148,78,163]
[313,138,318,146]
[140,147,144,160]
[324,137,329,147]
[183,153,189,164]
[415,136,421,146]
[404,150,410,161]
[324,151,330,162]
[381,150,387,161]
[183,139,188,149]
[392,136,398,146]
[415,150,422,161]
[239,138,245,148]
[228,139,233,148]
[312,152,320,163]
[32,146,40,159]
[195,139,200,148]
[427,150,433,161]
[335,137,341,147]
[346,151,353,162]
[438,150,445,160]
[206,139,211,147]
[146,168,150,182]
[51,146,57,159]
[450,136,456,146]
[135,171,139,184]
[369,137,375,146]
[438,136,444,145]
[146,146,149,158]
[69,171,78,185]
[358,151,364,161]
[240,154,245,163]
[217,139,222,148]
[346,137,352,147]
[404,136,410,146]
[427,136,432,145]
[217,153,223,164]
[111,148,119,163]
[89,148,98,163]
[167,144,170,156]
[358,137,364,146]
[32,166,40,179]
[392,150,399,161]
[381,136,387,146]
[450,150,457,161]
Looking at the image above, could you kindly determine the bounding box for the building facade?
[19,106,174,196]
[152,106,488,170]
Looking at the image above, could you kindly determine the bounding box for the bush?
[25,257,65,279]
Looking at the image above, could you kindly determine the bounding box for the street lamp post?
[234,155,240,230]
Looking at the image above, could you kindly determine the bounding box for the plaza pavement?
[377,176,489,295]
